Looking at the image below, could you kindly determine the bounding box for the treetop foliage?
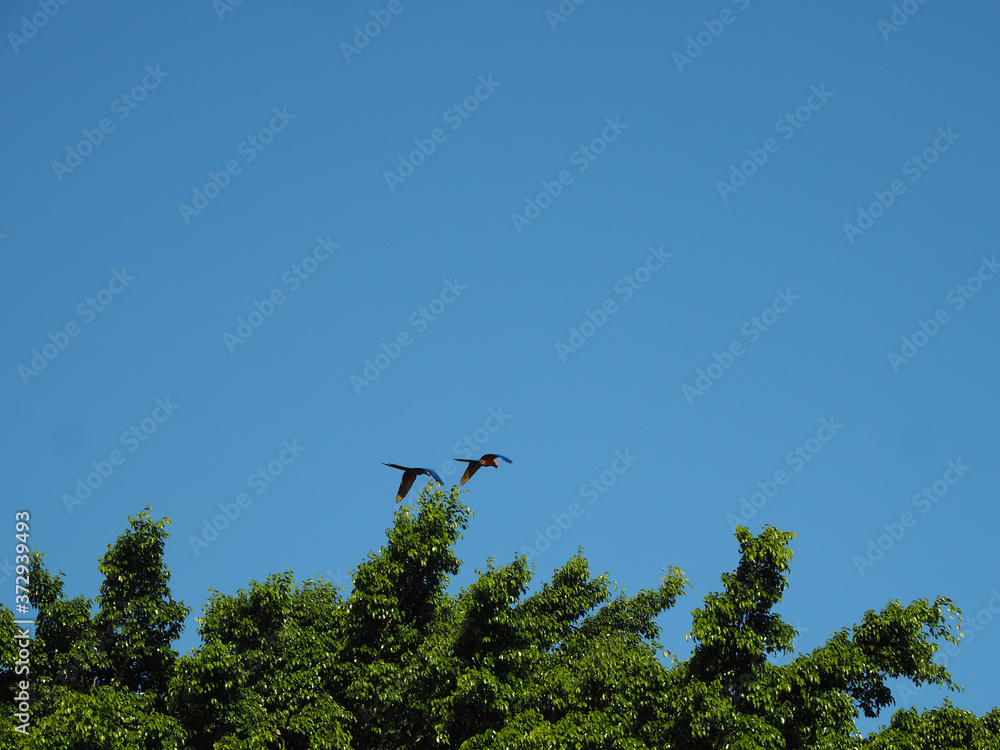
[2,491,996,749]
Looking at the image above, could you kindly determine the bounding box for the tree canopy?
[2,490,998,749]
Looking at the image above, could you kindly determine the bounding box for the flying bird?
[454,454,512,486]
[383,463,444,503]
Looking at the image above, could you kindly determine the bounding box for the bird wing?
[384,463,410,471]
[459,462,482,485]
[396,470,417,503]
[454,459,478,484]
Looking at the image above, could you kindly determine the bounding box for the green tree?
[3,488,998,749]
[92,509,188,696]
[1,508,187,749]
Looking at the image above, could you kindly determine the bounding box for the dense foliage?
[2,491,997,748]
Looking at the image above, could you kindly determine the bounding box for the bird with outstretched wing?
[383,463,444,502]
[453,454,512,486]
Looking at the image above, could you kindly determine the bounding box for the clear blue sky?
[3,0,998,734]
